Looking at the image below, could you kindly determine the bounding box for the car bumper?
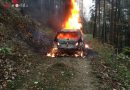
[57,45,78,49]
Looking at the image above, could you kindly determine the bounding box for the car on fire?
[53,29,85,56]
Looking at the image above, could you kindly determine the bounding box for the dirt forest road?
[18,52,99,90]
[16,33,99,90]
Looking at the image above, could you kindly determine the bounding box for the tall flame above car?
[63,0,82,29]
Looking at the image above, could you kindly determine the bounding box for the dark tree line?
[20,0,73,31]
[91,0,130,50]
[22,0,64,30]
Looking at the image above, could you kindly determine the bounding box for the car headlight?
[75,42,79,46]
[54,42,60,46]
[57,42,60,46]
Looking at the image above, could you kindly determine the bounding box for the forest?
[0,0,130,90]
[88,0,130,89]
[91,0,130,51]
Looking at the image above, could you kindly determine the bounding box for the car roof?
[59,29,81,33]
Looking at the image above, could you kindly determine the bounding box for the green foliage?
[2,0,12,3]
[122,47,130,55]
[89,36,130,89]
[116,54,130,89]
[0,47,12,54]
[108,47,130,89]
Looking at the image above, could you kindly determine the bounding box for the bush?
[90,36,130,89]
[122,47,130,56]
[107,47,130,89]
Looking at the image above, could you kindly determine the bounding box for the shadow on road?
[85,48,98,58]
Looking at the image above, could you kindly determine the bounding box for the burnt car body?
[53,29,85,55]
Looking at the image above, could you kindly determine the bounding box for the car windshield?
[57,32,80,40]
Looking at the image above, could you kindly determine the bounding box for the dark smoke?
[22,0,72,31]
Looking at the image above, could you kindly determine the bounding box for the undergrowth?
[87,34,130,89]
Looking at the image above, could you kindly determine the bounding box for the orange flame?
[57,32,79,39]
[63,0,82,29]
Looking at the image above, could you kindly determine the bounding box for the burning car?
[47,0,89,57]
[47,29,86,57]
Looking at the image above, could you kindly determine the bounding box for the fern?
[0,47,12,54]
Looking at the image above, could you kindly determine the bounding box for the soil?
[17,52,99,90]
